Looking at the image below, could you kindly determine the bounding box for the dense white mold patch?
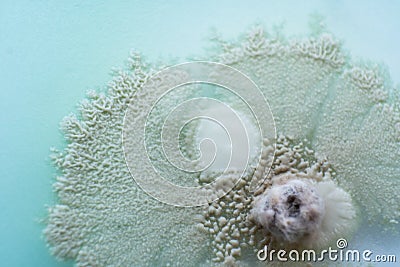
[45,25,400,266]
[194,101,262,177]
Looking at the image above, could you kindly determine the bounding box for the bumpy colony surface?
[45,26,400,266]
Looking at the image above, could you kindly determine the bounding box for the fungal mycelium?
[45,24,400,266]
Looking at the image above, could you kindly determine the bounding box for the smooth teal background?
[1,1,399,266]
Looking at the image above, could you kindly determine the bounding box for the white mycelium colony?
[45,26,400,266]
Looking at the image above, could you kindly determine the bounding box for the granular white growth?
[199,136,355,264]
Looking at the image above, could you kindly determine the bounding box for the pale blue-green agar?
[1,1,400,266]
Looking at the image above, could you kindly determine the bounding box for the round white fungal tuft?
[313,180,357,247]
[253,179,325,244]
[252,176,356,248]
[195,104,261,175]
